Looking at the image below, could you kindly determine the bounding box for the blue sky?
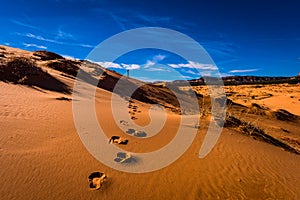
[0,0,300,81]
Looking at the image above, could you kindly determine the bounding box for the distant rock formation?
[185,75,300,86]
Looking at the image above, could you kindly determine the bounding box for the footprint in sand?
[126,128,147,138]
[114,152,135,163]
[119,120,129,126]
[88,172,107,190]
[108,136,128,145]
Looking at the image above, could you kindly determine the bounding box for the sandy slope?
[1,82,299,199]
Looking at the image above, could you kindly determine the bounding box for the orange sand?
[0,82,299,199]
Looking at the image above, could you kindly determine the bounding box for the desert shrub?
[33,50,64,61]
[47,60,79,76]
[273,109,298,121]
[56,97,71,101]
[0,57,40,83]
[0,56,71,93]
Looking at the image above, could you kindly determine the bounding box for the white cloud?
[180,75,192,79]
[220,72,233,77]
[19,33,94,48]
[95,61,122,69]
[23,43,47,49]
[135,76,171,82]
[229,69,259,73]
[188,61,218,70]
[145,67,170,72]
[144,60,155,68]
[143,54,166,68]
[184,69,198,75]
[153,54,166,61]
[168,61,217,71]
[91,61,140,70]
[56,29,74,40]
[62,54,77,60]
[78,44,94,48]
[121,63,140,70]
[26,33,51,42]
[168,63,190,68]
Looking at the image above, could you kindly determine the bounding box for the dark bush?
[0,57,70,93]
[33,50,64,61]
[47,60,79,76]
[0,57,39,83]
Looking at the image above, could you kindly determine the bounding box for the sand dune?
[0,45,299,199]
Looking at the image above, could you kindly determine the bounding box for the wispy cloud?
[189,61,218,70]
[168,61,218,71]
[180,75,193,79]
[96,54,167,71]
[219,72,233,77]
[257,37,300,42]
[168,63,190,68]
[78,43,94,48]
[107,9,173,31]
[56,28,74,40]
[153,54,166,61]
[95,61,122,69]
[137,14,172,25]
[135,76,172,83]
[144,54,166,68]
[92,61,140,70]
[183,69,198,75]
[25,33,55,43]
[23,42,47,49]
[145,67,171,72]
[90,59,219,78]
[62,54,77,60]
[11,19,39,30]
[109,12,127,31]
[229,68,259,73]
[18,32,94,48]
[121,63,140,70]
[144,60,155,68]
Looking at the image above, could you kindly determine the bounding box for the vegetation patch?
[224,114,299,154]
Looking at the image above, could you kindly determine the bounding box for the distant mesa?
[182,75,300,86]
